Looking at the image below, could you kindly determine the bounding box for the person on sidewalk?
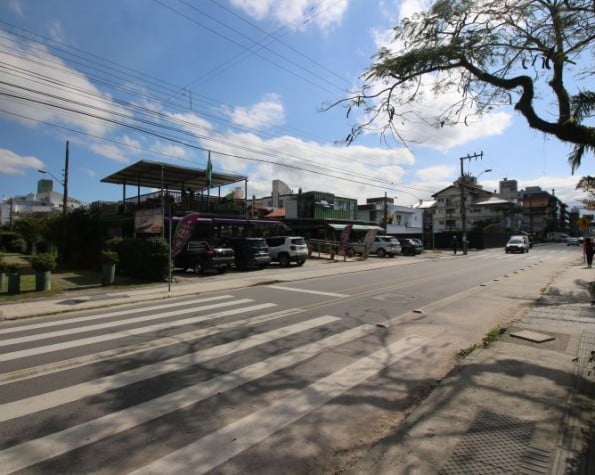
[583,237,594,268]
[451,235,458,255]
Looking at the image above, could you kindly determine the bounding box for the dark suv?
[230,237,272,271]
[174,240,235,274]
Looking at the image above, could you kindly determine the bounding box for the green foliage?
[9,237,27,253]
[336,0,595,157]
[13,212,55,254]
[101,249,119,265]
[117,237,168,281]
[30,252,57,272]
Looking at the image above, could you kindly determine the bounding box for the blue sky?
[0,0,592,209]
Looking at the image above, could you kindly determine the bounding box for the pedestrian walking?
[451,235,458,255]
[583,237,594,268]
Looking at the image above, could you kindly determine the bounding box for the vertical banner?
[171,213,200,258]
[363,229,378,259]
[338,224,353,254]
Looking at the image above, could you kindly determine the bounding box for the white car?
[566,237,580,246]
[265,236,308,266]
[353,235,402,257]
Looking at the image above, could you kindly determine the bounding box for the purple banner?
[171,213,200,258]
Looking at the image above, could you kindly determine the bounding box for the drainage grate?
[440,409,535,474]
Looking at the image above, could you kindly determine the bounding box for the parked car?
[174,240,235,274]
[505,235,530,253]
[566,237,580,246]
[398,238,424,256]
[229,237,272,271]
[266,236,308,266]
[353,235,402,257]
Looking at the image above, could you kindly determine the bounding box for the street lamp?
[476,168,493,181]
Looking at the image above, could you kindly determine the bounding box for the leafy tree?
[576,175,595,208]
[334,0,595,168]
[12,212,56,253]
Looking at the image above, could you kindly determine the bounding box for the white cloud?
[229,0,348,32]
[224,94,285,130]
[0,148,44,175]
[206,129,414,203]
[416,165,454,182]
[150,141,190,160]
[9,0,23,16]
[0,29,127,138]
[90,143,129,163]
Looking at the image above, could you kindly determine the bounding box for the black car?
[229,237,272,271]
[174,240,235,274]
[398,238,424,256]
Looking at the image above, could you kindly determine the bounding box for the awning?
[101,160,246,191]
[327,224,384,232]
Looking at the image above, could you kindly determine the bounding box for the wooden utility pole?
[63,141,69,215]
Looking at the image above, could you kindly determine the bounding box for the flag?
[206,153,213,188]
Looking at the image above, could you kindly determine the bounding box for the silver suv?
[353,235,402,257]
[265,236,308,267]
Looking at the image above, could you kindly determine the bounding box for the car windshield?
[509,238,523,243]
[290,238,306,245]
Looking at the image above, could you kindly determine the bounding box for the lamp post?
[477,168,493,181]
[38,141,69,215]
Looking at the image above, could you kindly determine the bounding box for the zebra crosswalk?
[0,294,426,474]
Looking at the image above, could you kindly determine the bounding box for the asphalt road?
[0,244,581,474]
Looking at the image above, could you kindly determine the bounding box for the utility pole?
[63,141,69,215]
[459,151,484,255]
[383,191,388,232]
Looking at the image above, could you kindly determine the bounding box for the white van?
[505,235,530,253]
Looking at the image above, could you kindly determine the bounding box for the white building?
[0,179,85,226]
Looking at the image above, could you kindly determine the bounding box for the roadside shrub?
[101,249,119,265]
[30,252,57,272]
[0,256,8,273]
[117,237,168,281]
[8,237,27,254]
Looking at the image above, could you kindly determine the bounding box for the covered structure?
[100,160,249,236]
[101,159,247,209]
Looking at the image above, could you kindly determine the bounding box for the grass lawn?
[0,253,155,303]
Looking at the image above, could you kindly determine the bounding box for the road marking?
[0,298,255,348]
[0,307,303,385]
[0,295,234,335]
[0,302,274,363]
[267,285,348,298]
[131,335,427,475]
[0,317,383,474]
[0,315,339,423]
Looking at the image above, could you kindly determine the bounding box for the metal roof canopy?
[100,160,246,191]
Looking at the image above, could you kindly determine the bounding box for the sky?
[0,0,593,210]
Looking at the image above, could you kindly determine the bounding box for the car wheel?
[217,267,227,274]
[296,259,305,266]
[193,263,203,274]
[346,248,355,257]
[278,254,290,267]
[376,248,386,258]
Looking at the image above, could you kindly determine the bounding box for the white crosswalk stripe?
[0,294,428,474]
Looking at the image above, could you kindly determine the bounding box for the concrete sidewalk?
[348,263,595,475]
[0,253,593,474]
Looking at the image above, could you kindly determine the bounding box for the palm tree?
[569,92,595,173]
